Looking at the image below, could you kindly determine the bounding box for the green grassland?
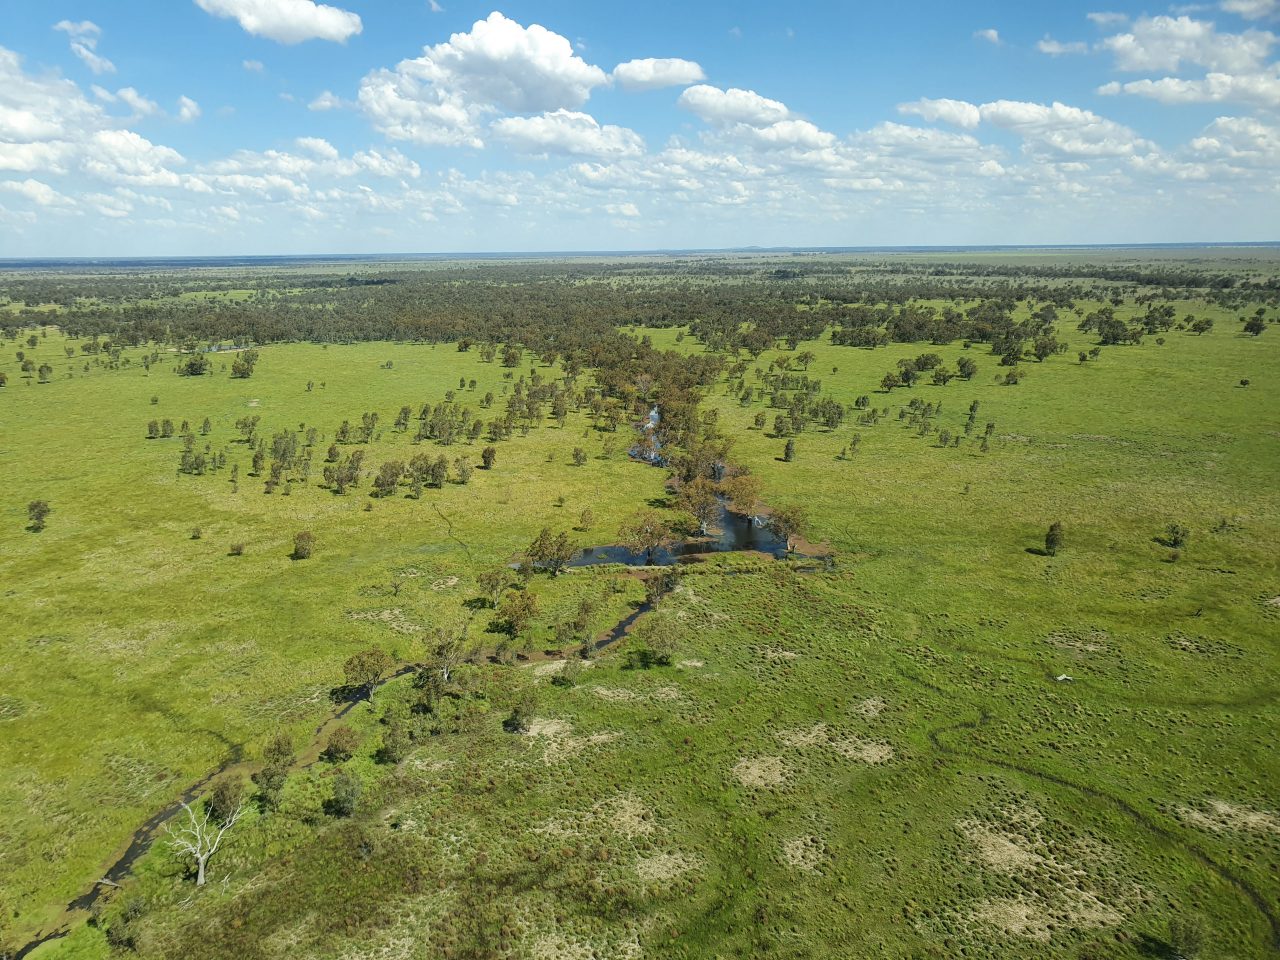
[0,336,660,947]
[1,269,1278,959]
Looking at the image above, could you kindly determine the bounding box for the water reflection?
[568,500,787,567]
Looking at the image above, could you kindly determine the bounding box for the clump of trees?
[230,349,260,378]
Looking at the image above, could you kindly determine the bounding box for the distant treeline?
[1,260,1275,354]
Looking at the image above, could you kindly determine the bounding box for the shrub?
[208,776,244,824]
[292,530,315,560]
[323,725,360,763]
[327,769,361,818]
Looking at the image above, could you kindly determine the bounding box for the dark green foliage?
[377,720,410,764]
[208,776,244,824]
[503,690,537,734]
[230,349,259,378]
[525,527,575,576]
[1167,915,1207,958]
[252,733,293,810]
[26,500,50,532]
[323,725,360,763]
[343,648,393,702]
[327,769,362,817]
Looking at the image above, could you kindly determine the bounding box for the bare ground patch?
[761,647,800,662]
[1044,629,1109,654]
[970,890,1122,943]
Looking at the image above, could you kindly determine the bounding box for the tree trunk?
[196,857,207,886]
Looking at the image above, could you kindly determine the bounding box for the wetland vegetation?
[1,248,1277,959]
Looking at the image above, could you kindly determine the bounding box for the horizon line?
[2,240,1280,267]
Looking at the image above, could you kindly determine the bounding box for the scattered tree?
[26,500,50,532]
[1045,521,1064,556]
[617,510,677,564]
[765,504,807,553]
[343,647,393,702]
[165,798,244,886]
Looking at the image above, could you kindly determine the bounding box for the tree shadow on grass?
[1135,933,1175,958]
[328,683,362,705]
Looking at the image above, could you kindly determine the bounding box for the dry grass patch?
[956,819,1044,874]
[775,722,830,748]
[1178,798,1280,836]
[957,803,1131,944]
[853,697,887,718]
[525,717,617,765]
[831,736,895,765]
[347,608,422,634]
[779,835,827,873]
[733,755,793,790]
[635,850,698,884]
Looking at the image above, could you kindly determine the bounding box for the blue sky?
[1,0,1278,254]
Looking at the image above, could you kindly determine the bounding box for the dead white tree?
[165,800,244,886]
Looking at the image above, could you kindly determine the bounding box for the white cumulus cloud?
[612,58,705,91]
[358,11,608,148]
[1221,0,1278,20]
[897,97,981,129]
[1,177,73,206]
[979,99,1149,157]
[193,0,362,44]
[1099,15,1274,73]
[493,108,644,158]
[1099,69,1280,107]
[678,85,791,126]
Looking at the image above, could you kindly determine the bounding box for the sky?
[0,0,1278,255]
